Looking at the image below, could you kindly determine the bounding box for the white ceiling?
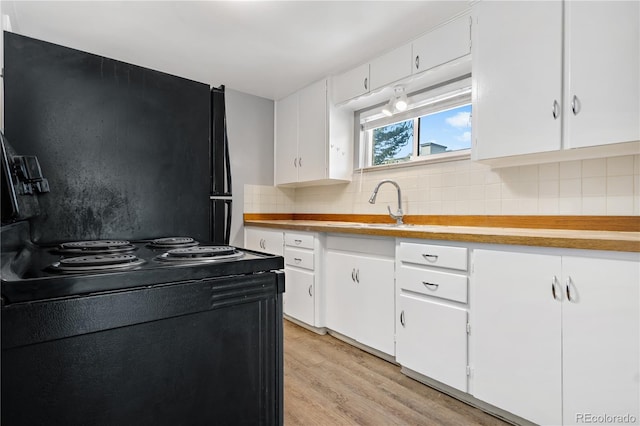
[2,1,468,100]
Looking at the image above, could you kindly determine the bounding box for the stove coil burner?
[155,246,244,264]
[54,240,136,255]
[148,237,199,250]
[51,254,146,273]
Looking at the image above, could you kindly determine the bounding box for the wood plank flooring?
[283,320,508,426]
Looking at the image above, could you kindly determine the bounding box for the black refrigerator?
[210,85,233,245]
[2,31,233,244]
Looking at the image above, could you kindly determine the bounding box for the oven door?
[1,271,284,425]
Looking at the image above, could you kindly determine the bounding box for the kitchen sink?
[351,223,415,229]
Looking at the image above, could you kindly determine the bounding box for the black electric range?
[1,221,283,304]
[1,221,285,426]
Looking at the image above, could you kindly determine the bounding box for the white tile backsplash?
[244,154,640,216]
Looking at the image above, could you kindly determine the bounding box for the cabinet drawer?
[285,233,314,250]
[398,242,468,271]
[284,247,314,271]
[398,265,467,303]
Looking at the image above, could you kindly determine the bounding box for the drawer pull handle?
[400,310,406,327]
[355,269,360,283]
[422,254,438,262]
[422,282,439,290]
[294,239,302,245]
[351,268,356,282]
[294,258,302,264]
[308,285,313,297]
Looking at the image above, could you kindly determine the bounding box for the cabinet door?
[369,43,412,90]
[412,13,470,74]
[274,92,298,185]
[244,227,283,256]
[562,257,640,425]
[357,255,395,356]
[472,249,562,426]
[283,267,315,326]
[472,2,562,160]
[331,63,370,104]
[297,79,327,183]
[324,251,359,339]
[564,1,640,149]
[397,294,468,391]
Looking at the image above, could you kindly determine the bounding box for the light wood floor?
[283,320,509,426]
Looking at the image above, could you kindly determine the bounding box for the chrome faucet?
[369,179,404,225]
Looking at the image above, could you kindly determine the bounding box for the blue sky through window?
[419,104,472,154]
[370,102,472,165]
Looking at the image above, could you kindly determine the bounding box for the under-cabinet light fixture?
[382,86,409,116]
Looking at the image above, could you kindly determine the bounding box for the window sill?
[355,150,471,173]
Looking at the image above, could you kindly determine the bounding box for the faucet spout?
[368,179,404,224]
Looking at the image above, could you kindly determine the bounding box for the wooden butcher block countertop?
[244,214,640,253]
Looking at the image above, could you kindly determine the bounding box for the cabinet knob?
[552,100,559,119]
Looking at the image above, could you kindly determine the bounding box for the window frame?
[356,77,472,171]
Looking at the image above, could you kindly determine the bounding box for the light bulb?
[381,99,394,117]
[395,98,408,111]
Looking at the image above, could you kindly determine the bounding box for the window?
[359,79,472,169]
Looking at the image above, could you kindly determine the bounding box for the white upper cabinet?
[274,78,352,187]
[412,13,471,74]
[298,80,327,183]
[472,0,639,162]
[332,12,471,105]
[563,1,640,149]
[472,1,562,159]
[332,63,370,105]
[274,92,299,185]
[369,42,413,92]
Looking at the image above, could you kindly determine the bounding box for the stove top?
[1,226,283,304]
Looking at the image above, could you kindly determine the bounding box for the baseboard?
[401,367,536,426]
[283,315,327,335]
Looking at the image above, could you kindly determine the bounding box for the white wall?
[225,88,274,246]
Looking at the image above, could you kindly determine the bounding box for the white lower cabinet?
[472,249,639,426]
[396,240,470,393]
[397,294,468,392]
[283,267,315,326]
[283,231,322,328]
[325,236,395,356]
[243,227,284,256]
